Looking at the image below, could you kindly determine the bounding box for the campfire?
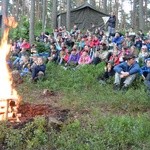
[0,17,21,122]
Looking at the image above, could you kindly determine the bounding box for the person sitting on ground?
[140,58,150,95]
[138,45,149,64]
[20,39,30,50]
[70,24,79,36]
[92,47,101,65]
[31,57,46,82]
[10,41,20,57]
[29,54,39,72]
[48,45,58,63]
[113,54,140,91]
[134,36,142,51]
[59,48,69,65]
[12,47,29,68]
[30,45,38,55]
[123,35,134,48]
[97,60,115,84]
[108,46,120,66]
[78,51,92,66]
[118,46,130,63]
[129,45,138,56]
[67,48,80,67]
[19,55,30,77]
[112,32,124,50]
[100,35,109,50]
[79,37,86,50]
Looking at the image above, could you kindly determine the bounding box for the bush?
[49,115,150,150]
[3,117,48,150]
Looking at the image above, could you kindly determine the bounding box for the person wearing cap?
[113,54,140,91]
[140,58,150,95]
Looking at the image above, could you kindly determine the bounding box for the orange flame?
[0,17,19,101]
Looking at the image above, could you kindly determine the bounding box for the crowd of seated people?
[8,25,150,95]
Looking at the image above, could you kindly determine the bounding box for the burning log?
[0,99,21,122]
[0,100,9,120]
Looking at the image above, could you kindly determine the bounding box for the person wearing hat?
[113,54,140,91]
[140,58,150,95]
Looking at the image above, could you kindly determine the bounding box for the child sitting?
[31,57,46,82]
[19,55,30,77]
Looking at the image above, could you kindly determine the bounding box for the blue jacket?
[114,61,140,75]
[112,36,124,46]
[146,43,150,52]
[140,66,150,75]
[134,40,142,50]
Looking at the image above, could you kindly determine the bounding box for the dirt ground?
[8,89,70,128]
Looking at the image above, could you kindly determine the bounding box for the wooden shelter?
[58,3,109,30]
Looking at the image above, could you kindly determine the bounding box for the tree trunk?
[22,0,26,16]
[1,0,9,36]
[16,0,20,21]
[139,0,144,31]
[114,0,119,29]
[108,0,112,14]
[52,0,57,29]
[42,0,47,31]
[29,0,35,44]
[90,0,96,6]
[103,0,107,14]
[132,0,136,30]
[66,0,71,31]
[144,0,148,30]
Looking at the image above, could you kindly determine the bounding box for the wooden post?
[0,100,9,120]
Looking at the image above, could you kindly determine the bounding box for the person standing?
[108,12,116,38]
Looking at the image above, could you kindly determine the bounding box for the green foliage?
[34,20,53,37]
[0,117,48,150]
[49,115,150,150]
[0,122,9,142]
[38,62,105,92]
[3,60,150,150]
[34,21,43,37]
[9,16,53,41]
[9,16,29,40]
[35,42,47,53]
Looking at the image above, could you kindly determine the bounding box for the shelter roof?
[58,2,109,16]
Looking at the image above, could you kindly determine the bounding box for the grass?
[1,62,150,150]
